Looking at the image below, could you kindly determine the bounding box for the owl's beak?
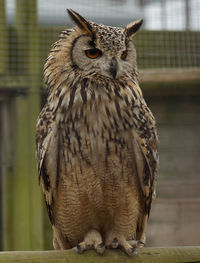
[109,58,117,79]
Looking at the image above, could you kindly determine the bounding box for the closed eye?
[85,48,102,59]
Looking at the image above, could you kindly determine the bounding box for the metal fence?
[2,0,200,79]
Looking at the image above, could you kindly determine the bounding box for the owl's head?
[54,9,143,81]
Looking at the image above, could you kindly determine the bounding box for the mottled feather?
[36,9,158,255]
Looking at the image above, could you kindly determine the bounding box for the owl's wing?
[36,105,59,224]
[133,99,158,216]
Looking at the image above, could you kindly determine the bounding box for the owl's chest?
[64,97,132,153]
[54,85,141,181]
[60,102,136,187]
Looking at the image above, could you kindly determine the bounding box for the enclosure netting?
[2,0,200,79]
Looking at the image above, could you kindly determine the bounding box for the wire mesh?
[39,0,200,69]
[2,0,200,78]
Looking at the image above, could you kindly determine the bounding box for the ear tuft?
[67,9,93,34]
[125,19,143,38]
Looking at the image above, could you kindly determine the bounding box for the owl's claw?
[76,242,105,255]
[119,242,138,256]
[120,239,145,256]
[137,240,145,248]
[76,244,85,254]
[96,242,105,254]
[111,237,119,248]
[76,230,144,256]
[105,232,143,256]
[106,237,119,249]
[76,229,105,255]
[127,239,145,248]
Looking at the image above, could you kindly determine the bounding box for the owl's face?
[67,9,143,80]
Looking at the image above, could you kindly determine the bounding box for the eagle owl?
[36,9,158,256]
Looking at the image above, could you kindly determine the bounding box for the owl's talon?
[138,241,145,247]
[127,239,145,248]
[76,230,104,255]
[111,238,119,248]
[76,243,94,254]
[120,245,138,257]
[76,244,83,254]
[105,237,119,249]
[96,243,105,254]
[106,233,141,256]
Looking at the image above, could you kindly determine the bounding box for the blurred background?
[0,0,200,251]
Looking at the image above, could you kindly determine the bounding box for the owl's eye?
[121,50,127,60]
[85,49,101,59]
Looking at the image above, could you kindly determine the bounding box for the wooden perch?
[0,247,200,263]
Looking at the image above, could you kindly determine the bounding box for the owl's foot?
[106,233,144,256]
[76,229,105,255]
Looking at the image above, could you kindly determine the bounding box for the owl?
[36,9,158,256]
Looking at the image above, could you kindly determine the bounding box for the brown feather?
[36,11,158,253]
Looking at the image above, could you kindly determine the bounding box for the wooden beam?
[139,68,200,96]
[1,68,200,93]
[0,247,200,263]
[140,68,200,84]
